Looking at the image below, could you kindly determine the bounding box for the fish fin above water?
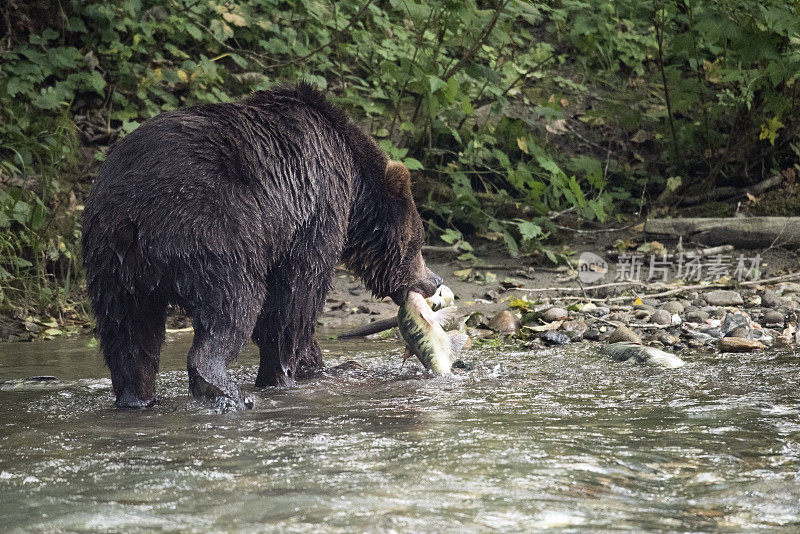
[431,306,458,327]
[448,331,469,360]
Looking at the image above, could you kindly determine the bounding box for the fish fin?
[431,306,458,327]
[448,331,469,360]
[400,347,413,370]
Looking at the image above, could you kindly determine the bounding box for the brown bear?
[82,84,442,409]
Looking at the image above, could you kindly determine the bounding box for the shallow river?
[1,333,798,532]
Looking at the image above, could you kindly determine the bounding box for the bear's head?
[343,160,442,305]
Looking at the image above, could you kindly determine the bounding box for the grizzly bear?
[82,84,442,409]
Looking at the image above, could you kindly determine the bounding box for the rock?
[469,328,494,339]
[641,298,661,307]
[487,310,519,333]
[541,331,570,346]
[708,308,727,319]
[777,282,800,295]
[633,304,656,312]
[718,337,765,352]
[660,301,684,315]
[452,359,475,370]
[685,310,710,323]
[609,312,630,323]
[483,289,499,301]
[729,326,751,338]
[721,313,750,337]
[586,306,610,317]
[651,309,672,326]
[704,290,744,307]
[560,320,587,342]
[692,299,707,308]
[745,295,761,308]
[583,328,601,341]
[634,309,652,320]
[658,333,679,346]
[542,307,569,322]
[762,310,784,327]
[599,342,685,368]
[465,312,487,328]
[608,325,642,344]
[761,290,779,308]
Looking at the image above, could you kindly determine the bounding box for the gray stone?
[560,320,588,341]
[728,326,751,339]
[608,325,642,344]
[586,306,610,317]
[651,309,672,326]
[641,298,661,307]
[692,299,707,308]
[634,309,652,320]
[660,301,684,314]
[541,331,570,346]
[762,310,784,326]
[704,290,744,307]
[658,333,679,346]
[686,310,710,323]
[609,312,630,323]
[761,290,779,308]
[542,307,569,322]
[583,328,601,341]
[633,304,656,312]
[721,313,750,337]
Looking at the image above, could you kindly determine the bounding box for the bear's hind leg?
[95,295,167,409]
[187,327,253,409]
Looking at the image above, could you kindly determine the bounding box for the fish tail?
[448,331,469,360]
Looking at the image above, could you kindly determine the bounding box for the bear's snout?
[408,267,443,300]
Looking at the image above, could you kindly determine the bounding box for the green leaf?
[428,75,447,95]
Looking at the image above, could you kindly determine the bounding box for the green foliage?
[1,0,798,323]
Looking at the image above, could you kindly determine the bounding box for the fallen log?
[645,217,800,249]
[337,317,398,339]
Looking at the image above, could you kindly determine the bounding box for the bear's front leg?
[253,259,332,387]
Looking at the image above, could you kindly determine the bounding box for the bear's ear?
[385,160,412,198]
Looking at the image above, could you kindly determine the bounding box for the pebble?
[487,310,520,333]
[586,306,610,317]
[608,325,642,344]
[721,313,750,337]
[541,331,570,346]
[763,310,784,326]
[542,307,569,322]
[685,310,710,323]
[583,328,601,341]
[718,337,765,352]
[660,301,684,314]
[641,298,661,307]
[633,304,656,312]
[634,310,652,320]
[704,290,744,306]
[692,299,707,308]
[745,295,761,308]
[469,328,494,339]
[761,290,779,308]
[609,312,630,323]
[651,309,672,326]
[658,333,679,346]
[560,320,588,342]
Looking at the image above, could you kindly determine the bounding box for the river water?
[1,333,798,532]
